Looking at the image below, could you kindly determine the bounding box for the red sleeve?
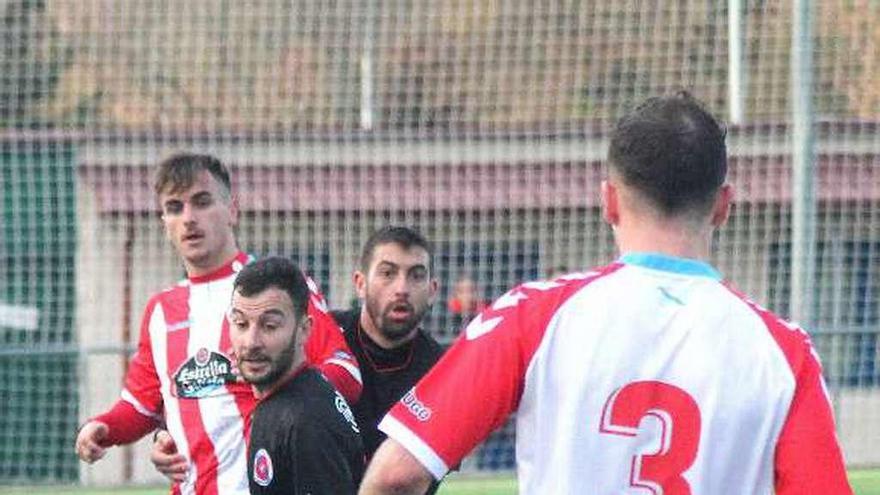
[736,298,854,495]
[381,269,618,478]
[774,341,852,494]
[380,306,527,477]
[93,296,164,445]
[92,400,160,446]
[303,276,362,404]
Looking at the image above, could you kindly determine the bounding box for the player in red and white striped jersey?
[75,153,361,495]
[360,93,852,495]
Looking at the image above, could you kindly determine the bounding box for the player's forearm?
[358,439,433,495]
[358,471,431,495]
[91,400,160,445]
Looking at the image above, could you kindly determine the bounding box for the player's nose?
[391,274,411,295]
[236,327,263,350]
[180,202,198,224]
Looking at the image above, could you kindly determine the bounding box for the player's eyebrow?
[259,309,287,320]
[405,265,429,279]
[163,190,212,205]
[190,190,213,201]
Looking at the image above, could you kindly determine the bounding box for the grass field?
[1,470,877,494]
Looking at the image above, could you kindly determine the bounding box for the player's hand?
[151,430,188,482]
[75,421,109,463]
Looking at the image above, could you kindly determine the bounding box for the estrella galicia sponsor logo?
[401,388,432,421]
[172,348,237,398]
[253,448,273,487]
[334,391,360,433]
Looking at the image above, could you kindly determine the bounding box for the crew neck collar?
[188,251,251,284]
[619,252,721,280]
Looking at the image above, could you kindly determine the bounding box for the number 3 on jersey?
[599,381,701,495]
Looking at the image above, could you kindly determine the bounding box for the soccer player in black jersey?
[332,226,445,494]
[229,256,364,495]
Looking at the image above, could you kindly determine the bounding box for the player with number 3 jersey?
[359,93,852,495]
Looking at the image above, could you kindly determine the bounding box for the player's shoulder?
[722,283,817,373]
[330,309,361,353]
[415,329,444,355]
[330,309,359,333]
[287,369,360,433]
[290,368,340,405]
[501,262,623,311]
[407,329,444,366]
[261,371,320,422]
[142,279,190,314]
[458,263,623,342]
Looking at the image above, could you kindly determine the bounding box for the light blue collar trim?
[619,252,722,280]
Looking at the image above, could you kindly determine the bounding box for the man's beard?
[365,296,429,342]
[238,340,297,390]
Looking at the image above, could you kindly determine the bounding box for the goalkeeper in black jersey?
[229,257,364,495]
[336,226,446,494]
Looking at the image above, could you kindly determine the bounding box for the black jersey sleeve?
[291,416,363,495]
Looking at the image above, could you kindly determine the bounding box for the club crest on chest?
[253,448,274,487]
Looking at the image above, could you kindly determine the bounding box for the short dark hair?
[359,226,433,273]
[232,257,310,320]
[154,153,232,198]
[607,92,727,216]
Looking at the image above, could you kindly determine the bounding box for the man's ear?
[710,183,734,228]
[353,270,367,301]
[601,180,620,226]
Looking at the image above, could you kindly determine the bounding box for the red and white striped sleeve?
[303,276,363,404]
[745,302,852,494]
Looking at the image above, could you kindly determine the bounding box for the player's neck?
[183,243,241,278]
[614,219,712,261]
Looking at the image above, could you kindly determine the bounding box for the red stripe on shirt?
[162,285,220,495]
[303,277,363,404]
[218,316,257,445]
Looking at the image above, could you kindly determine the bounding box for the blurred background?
[0,0,878,487]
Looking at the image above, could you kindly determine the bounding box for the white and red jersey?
[380,253,851,494]
[93,251,362,495]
